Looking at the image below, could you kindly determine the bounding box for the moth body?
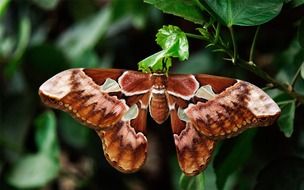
[150,73,169,124]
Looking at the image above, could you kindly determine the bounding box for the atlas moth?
[38,68,280,176]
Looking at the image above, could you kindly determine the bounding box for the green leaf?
[138,25,188,73]
[199,0,284,26]
[156,25,189,60]
[111,0,150,29]
[138,50,171,73]
[4,14,31,77]
[57,6,111,60]
[214,130,257,190]
[298,19,304,49]
[7,153,59,189]
[34,111,59,159]
[301,62,304,80]
[144,0,205,24]
[31,0,59,10]
[179,173,205,190]
[0,0,10,17]
[0,92,33,160]
[277,100,296,138]
[291,0,304,7]
[59,112,90,149]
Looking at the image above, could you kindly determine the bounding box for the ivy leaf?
[199,0,284,26]
[179,173,205,190]
[277,100,296,138]
[138,25,188,73]
[144,0,204,24]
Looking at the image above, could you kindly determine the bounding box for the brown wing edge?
[97,120,148,173]
[38,68,127,130]
[185,81,281,140]
[168,95,216,176]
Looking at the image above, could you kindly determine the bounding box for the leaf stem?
[193,0,206,13]
[228,26,237,63]
[291,64,302,87]
[214,22,221,44]
[185,32,205,40]
[249,26,260,64]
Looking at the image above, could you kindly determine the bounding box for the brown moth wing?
[185,78,281,139]
[39,68,151,173]
[98,120,148,173]
[39,68,127,129]
[98,89,150,172]
[168,95,215,176]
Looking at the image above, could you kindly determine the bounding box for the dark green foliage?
[0,0,304,189]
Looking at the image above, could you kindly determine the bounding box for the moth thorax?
[151,73,167,90]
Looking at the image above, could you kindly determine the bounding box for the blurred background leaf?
[6,153,59,189]
[30,0,59,10]
[57,6,111,61]
[6,111,60,189]
[144,0,205,24]
[179,173,205,190]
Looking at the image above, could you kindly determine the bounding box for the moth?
[39,68,280,176]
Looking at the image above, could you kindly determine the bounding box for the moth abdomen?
[149,93,169,124]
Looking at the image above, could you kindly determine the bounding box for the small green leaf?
[34,111,59,158]
[199,0,284,26]
[144,0,205,24]
[138,50,171,73]
[156,25,189,60]
[7,153,59,189]
[277,100,296,138]
[138,25,188,73]
[179,173,205,190]
[31,0,59,10]
[298,19,304,48]
[301,62,304,80]
[214,130,256,190]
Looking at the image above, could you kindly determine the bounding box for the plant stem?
[186,32,304,104]
[235,58,304,104]
[185,33,205,40]
[228,26,237,64]
[291,64,302,87]
[249,26,260,64]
